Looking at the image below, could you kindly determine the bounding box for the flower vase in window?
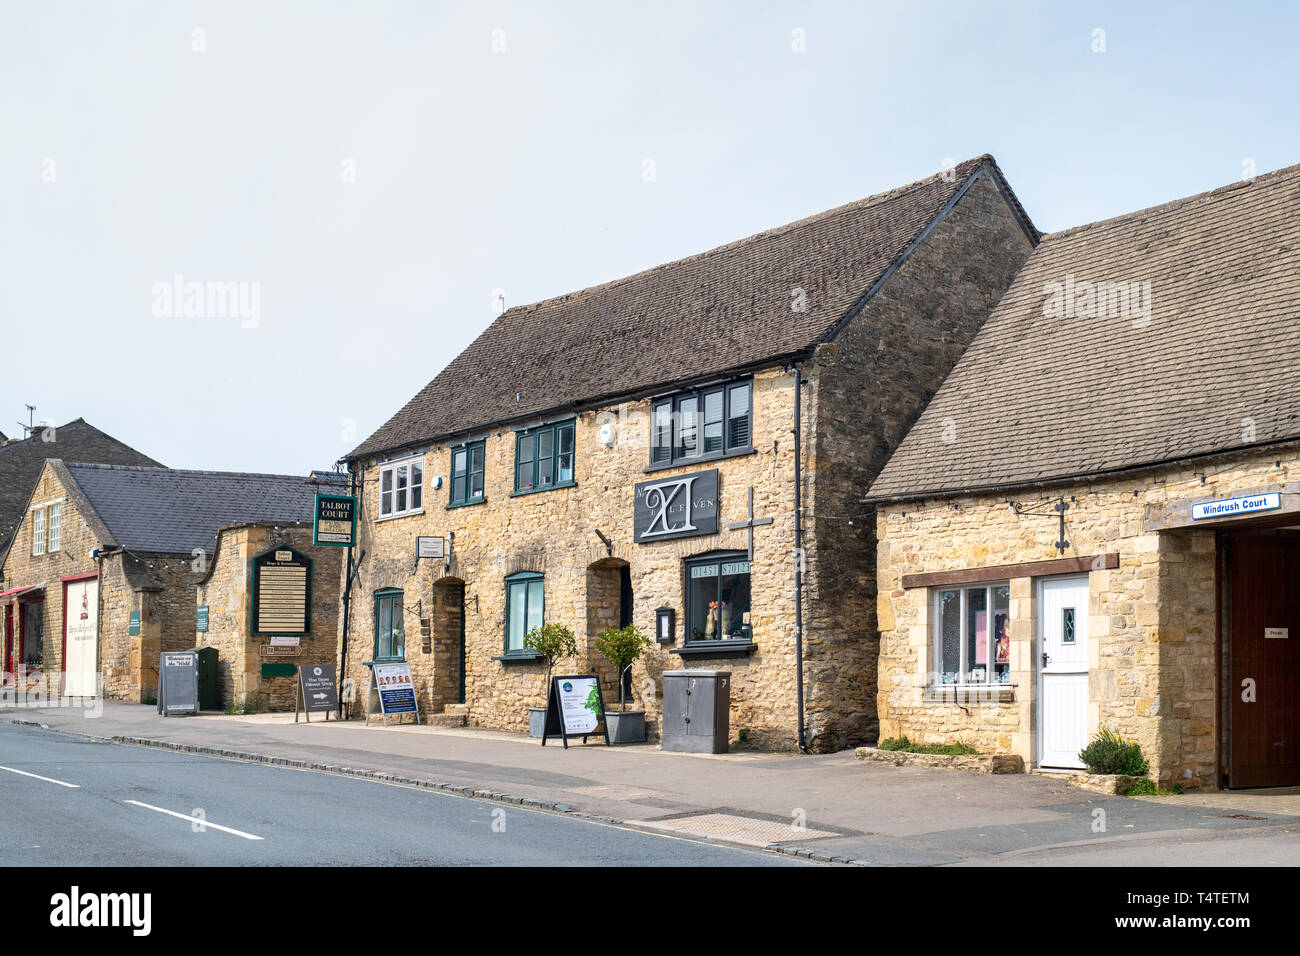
[706,601,718,639]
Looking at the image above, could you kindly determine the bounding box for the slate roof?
[61,462,346,556]
[868,161,1300,501]
[0,419,161,556]
[349,155,1037,460]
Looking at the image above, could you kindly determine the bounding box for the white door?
[1038,575,1089,769]
[64,579,98,697]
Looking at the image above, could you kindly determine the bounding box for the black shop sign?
[634,469,719,543]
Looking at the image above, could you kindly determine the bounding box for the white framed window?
[47,504,62,552]
[32,507,46,555]
[378,456,425,519]
[934,583,1011,685]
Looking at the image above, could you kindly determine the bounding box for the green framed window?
[513,421,575,494]
[651,379,752,466]
[450,441,485,506]
[374,589,406,661]
[684,551,752,643]
[504,572,544,654]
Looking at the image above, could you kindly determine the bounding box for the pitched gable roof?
[60,462,345,556]
[0,419,161,556]
[349,155,1037,460]
[868,161,1300,501]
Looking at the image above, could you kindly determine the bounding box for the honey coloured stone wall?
[98,553,204,702]
[342,366,807,746]
[197,523,342,712]
[802,172,1036,750]
[0,462,102,690]
[875,447,1300,789]
[341,171,1038,750]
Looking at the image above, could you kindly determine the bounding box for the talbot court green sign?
[313,493,357,547]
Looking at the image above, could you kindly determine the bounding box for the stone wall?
[0,463,101,688]
[197,523,342,712]
[98,554,153,700]
[802,172,1036,750]
[99,552,202,702]
[342,171,1037,750]
[875,447,1300,789]
[343,366,806,745]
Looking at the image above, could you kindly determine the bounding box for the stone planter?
[528,707,546,738]
[855,746,1024,775]
[1068,772,1147,795]
[605,710,646,744]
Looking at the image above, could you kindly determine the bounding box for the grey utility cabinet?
[661,669,731,753]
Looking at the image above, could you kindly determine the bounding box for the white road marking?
[123,800,265,840]
[0,765,80,788]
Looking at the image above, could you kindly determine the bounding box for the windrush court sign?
[1191,492,1281,521]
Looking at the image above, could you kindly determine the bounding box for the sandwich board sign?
[371,661,420,726]
[541,674,610,748]
[296,663,338,723]
[158,651,199,716]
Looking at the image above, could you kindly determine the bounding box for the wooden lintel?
[901,553,1119,589]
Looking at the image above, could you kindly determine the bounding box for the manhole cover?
[628,812,839,847]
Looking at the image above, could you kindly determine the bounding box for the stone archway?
[586,557,633,707]
[429,576,466,711]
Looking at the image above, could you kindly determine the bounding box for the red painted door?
[3,604,12,683]
[1229,531,1300,788]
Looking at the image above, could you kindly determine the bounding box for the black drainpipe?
[338,465,356,719]
[793,364,808,752]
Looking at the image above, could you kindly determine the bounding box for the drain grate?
[628,812,839,847]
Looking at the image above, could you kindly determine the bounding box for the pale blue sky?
[3,0,1298,473]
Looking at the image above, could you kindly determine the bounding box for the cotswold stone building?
[1,419,159,690]
[195,521,343,711]
[868,162,1300,788]
[0,418,159,563]
[0,460,342,702]
[341,156,1038,750]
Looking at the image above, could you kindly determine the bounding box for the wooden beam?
[901,553,1119,589]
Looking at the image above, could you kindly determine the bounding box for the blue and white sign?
[1191,492,1281,521]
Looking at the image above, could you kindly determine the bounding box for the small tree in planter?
[523,623,577,736]
[593,623,653,743]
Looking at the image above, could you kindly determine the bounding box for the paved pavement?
[0,722,804,866]
[6,701,1300,865]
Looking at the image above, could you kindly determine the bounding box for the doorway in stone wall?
[432,577,466,710]
[1226,529,1300,788]
[586,558,633,702]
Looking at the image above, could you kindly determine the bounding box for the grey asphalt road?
[0,724,809,866]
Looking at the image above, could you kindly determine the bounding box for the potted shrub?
[593,623,653,743]
[523,622,577,737]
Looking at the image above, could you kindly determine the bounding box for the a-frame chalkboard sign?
[541,674,610,748]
